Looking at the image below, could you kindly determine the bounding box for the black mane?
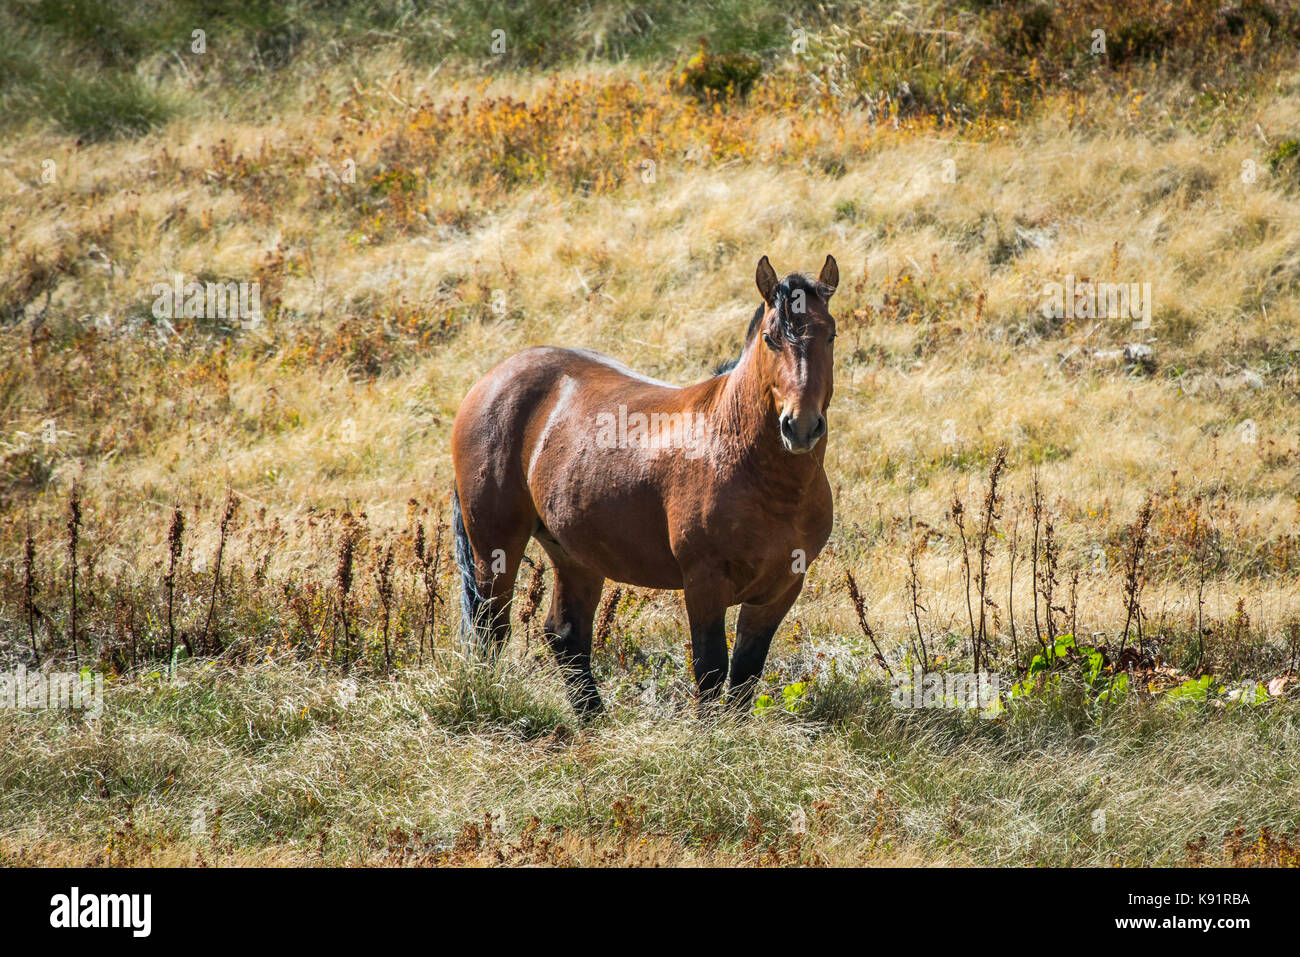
[714,274,830,375]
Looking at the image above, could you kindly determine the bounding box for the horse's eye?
[828,333,837,344]
[762,332,778,350]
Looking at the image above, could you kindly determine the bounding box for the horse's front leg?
[728,578,803,712]
[683,584,730,714]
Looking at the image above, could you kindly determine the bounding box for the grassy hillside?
[2,0,1300,865]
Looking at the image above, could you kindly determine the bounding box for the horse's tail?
[452,484,488,650]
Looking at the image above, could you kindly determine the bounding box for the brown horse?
[450,255,838,715]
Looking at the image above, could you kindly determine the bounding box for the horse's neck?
[712,346,824,485]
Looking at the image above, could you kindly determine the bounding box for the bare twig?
[1007,516,1019,673]
[517,557,547,651]
[66,484,81,664]
[951,494,975,659]
[906,535,930,672]
[1119,496,1154,656]
[1030,473,1045,652]
[413,504,447,663]
[1040,518,1059,643]
[974,448,1007,689]
[201,491,238,655]
[335,520,356,664]
[165,507,189,669]
[594,586,623,653]
[374,540,395,670]
[845,570,893,676]
[23,527,39,665]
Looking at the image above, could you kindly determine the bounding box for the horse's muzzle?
[779,412,826,454]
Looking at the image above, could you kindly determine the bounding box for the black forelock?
[716,273,832,375]
[744,273,832,345]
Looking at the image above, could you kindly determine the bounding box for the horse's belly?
[532,477,682,588]
[541,519,683,588]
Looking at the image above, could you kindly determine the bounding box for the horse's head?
[752,254,838,454]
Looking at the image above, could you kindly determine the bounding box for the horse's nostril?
[779,413,824,449]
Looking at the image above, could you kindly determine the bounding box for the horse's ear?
[818,255,839,297]
[756,255,778,306]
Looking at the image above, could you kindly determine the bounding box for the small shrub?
[423,654,568,739]
[1267,138,1300,176]
[1108,20,1166,65]
[39,74,172,141]
[676,39,762,102]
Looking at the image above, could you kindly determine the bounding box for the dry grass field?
[2,0,1300,866]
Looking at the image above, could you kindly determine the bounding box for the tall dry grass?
[2,0,1300,865]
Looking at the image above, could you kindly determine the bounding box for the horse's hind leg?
[476,542,528,656]
[453,484,532,656]
[542,556,605,717]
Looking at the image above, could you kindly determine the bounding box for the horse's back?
[452,346,701,588]
[453,346,672,492]
[454,346,682,441]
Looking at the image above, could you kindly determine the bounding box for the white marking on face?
[529,375,578,484]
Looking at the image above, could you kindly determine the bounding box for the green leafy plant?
[1165,674,1217,702]
[1009,633,1126,704]
[754,679,810,716]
